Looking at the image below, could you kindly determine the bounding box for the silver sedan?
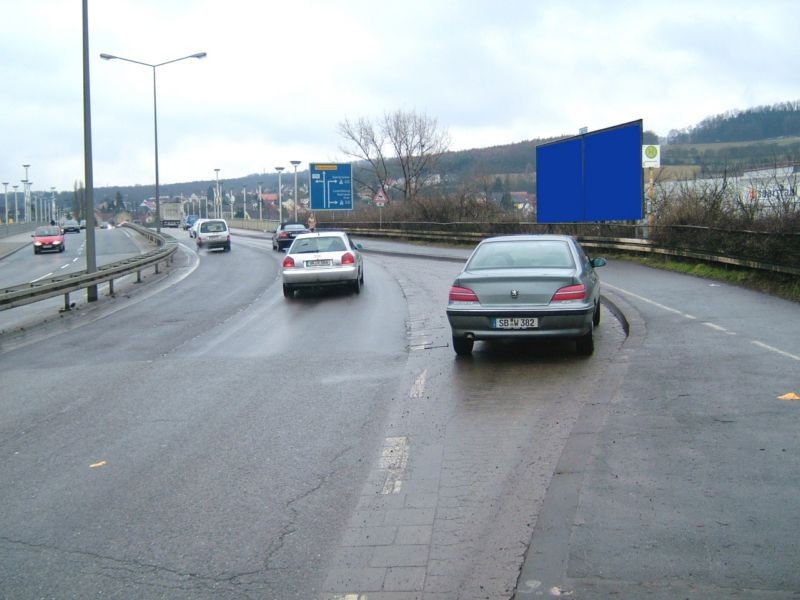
[446,234,606,356]
[281,231,364,298]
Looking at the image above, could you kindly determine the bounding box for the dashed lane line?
[604,282,798,362]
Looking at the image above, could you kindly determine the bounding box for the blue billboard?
[309,163,353,211]
[536,120,643,223]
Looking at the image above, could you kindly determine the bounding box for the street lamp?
[214,168,221,218]
[2,182,8,224]
[290,160,301,222]
[20,180,29,222]
[22,164,30,222]
[275,166,285,224]
[50,187,56,223]
[100,51,206,233]
[12,185,18,223]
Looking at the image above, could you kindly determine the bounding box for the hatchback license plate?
[305,259,332,267]
[493,317,538,329]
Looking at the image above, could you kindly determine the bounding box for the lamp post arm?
[100,54,153,68]
[154,52,207,68]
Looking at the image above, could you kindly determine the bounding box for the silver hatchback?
[281,231,364,298]
[446,235,606,356]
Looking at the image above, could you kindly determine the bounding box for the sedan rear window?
[283,223,307,231]
[469,240,575,269]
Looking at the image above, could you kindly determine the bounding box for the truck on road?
[160,202,184,228]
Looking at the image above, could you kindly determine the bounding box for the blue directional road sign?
[309,163,353,211]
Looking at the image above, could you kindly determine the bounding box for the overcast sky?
[2,0,798,192]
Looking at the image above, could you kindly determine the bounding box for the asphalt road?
[0,229,797,599]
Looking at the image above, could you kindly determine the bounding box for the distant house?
[510,191,536,216]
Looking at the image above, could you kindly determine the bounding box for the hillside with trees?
[88,101,799,207]
[668,101,800,144]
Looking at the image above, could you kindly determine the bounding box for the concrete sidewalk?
[0,231,33,260]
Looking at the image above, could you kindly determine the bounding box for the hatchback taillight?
[282,256,295,268]
[449,286,479,303]
[552,283,586,302]
[279,232,288,239]
[341,252,355,265]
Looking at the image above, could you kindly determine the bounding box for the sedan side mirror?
[591,257,607,268]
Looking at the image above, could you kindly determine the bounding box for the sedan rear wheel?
[452,336,474,356]
[351,277,361,294]
[283,284,294,299]
[576,328,594,356]
[593,301,601,326]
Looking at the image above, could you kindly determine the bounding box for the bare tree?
[339,109,449,204]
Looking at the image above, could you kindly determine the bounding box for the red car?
[32,225,66,254]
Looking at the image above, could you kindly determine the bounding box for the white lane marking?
[31,272,54,283]
[60,264,70,269]
[379,436,409,495]
[410,369,427,399]
[606,283,798,361]
[702,322,733,334]
[752,341,800,362]
[603,283,696,320]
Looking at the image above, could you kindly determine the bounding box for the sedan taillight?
[449,286,479,303]
[552,284,586,302]
[282,256,296,268]
[341,252,355,265]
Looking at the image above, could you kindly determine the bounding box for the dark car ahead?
[446,234,606,356]
[272,222,309,251]
[62,219,81,233]
[181,214,199,230]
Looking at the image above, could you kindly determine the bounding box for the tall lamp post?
[257,181,263,222]
[100,51,206,233]
[2,182,8,224]
[21,180,29,222]
[214,168,221,218]
[12,185,19,223]
[50,187,56,223]
[22,164,30,222]
[275,166,285,224]
[290,160,301,222]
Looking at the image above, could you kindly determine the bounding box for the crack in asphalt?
[0,535,269,598]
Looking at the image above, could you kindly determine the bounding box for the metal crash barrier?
[0,223,178,312]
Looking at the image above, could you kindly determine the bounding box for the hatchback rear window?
[200,221,227,233]
[469,240,575,269]
[291,236,347,253]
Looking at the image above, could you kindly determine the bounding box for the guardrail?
[320,221,800,277]
[3,218,794,314]
[226,217,279,233]
[0,223,177,312]
[0,222,38,239]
